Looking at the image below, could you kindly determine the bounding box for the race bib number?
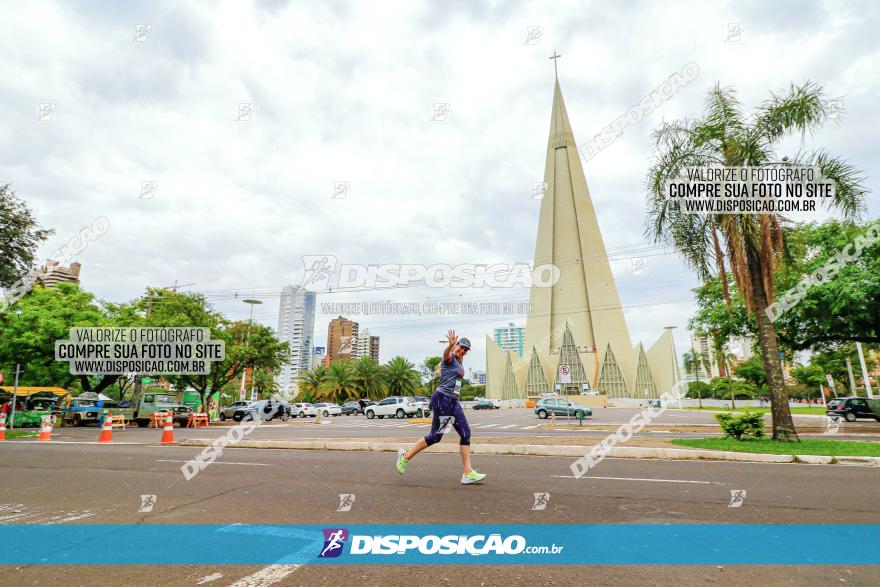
[454,379,462,396]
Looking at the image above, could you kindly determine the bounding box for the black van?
[826,397,880,422]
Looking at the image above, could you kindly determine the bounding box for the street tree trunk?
[746,252,799,441]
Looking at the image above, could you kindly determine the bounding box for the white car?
[365,396,420,419]
[290,403,317,418]
[410,396,432,417]
[313,403,342,417]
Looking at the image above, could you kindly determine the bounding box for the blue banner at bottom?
[1,525,877,565]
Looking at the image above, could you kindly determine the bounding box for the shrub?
[715,412,765,440]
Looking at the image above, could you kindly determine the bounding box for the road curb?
[177,439,880,466]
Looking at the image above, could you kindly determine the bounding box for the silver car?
[219,400,253,421]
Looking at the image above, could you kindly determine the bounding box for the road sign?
[825,374,835,387]
[558,364,572,384]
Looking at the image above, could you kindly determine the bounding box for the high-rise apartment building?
[327,316,358,364]
[353,328,381,362]
[275,285,316,394]
[494,322,525,357]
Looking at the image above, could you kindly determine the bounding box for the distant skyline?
[4,0,878,372]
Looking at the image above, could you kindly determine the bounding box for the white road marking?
[196,572,223,584]
[44,512,96,524]
[155,459,269,466]
[499,424,518,429]
[553,475,726,485]
[227,564,300,587]
[476,424,498,428]
[522,425,540,429]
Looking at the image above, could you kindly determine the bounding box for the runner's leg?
[451,400,472,473]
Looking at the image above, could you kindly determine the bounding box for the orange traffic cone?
[0,412,7,441]
[160,413,175,445]
[98,414,113,443]
[38,415,53,441]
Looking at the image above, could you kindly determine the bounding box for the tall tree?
[383,356,421,397]
[141,288,288,410]
[352,356,387,400]
[0,184,54,288]
[319,361,359,403]
[773,219,880,350]
[646,81,868,441]
[297,365,327,402]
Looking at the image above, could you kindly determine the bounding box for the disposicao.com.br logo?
[318,528,563,557]
[300,255,560,292]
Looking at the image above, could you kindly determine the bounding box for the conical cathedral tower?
[523,78,634,391]
[485,73,678,400]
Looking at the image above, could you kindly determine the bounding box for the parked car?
[233,399,289,422]
[289,403,317,418]
[219,400,253,421]
[341,401,362,415]
[473,398,500,410]
[313,402,342,417]
[534,397,592,419]
[365,396,420,419]
[410,396,432,417]
[826,397,880,422]
[538,390,558,397]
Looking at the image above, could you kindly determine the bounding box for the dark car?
[534,397,592,419]
[341,401,361,415]
[473,398,500,410]
[826,397,880,422]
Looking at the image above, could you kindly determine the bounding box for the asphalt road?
[16,407,880,444]
[1,438,878,586]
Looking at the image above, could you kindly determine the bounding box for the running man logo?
[319,528,349,558]
[300,255,337,292]
[438,416,455,434]
[138,495,157,513]
[728,489,747,508]
[531,492,550,511]
[824,415,841,435]
[337,494,355,512]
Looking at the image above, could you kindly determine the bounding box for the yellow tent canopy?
[0,387,71,408]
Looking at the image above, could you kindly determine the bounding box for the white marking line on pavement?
[155,459,269,466]
[499,424,518,429]
[522,425,540,429]
[196,572,223,584]
[228,564,300,587]
[476,424,499,428]
[553,475,726,485]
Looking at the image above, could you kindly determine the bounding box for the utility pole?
[856,342,874,399]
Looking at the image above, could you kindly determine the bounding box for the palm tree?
[297,365,326,401]
[352,356,387,400]
[383,356,422,397]
[646,81,867,441]
[319,361,359,403]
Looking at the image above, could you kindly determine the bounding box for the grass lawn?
[671,437,880,457]
[681,406,826,415]
[3,430,38,439]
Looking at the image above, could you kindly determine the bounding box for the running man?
[395,330,486,484]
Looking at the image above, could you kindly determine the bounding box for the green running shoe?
[396,448,408,474]
[461,469,486,484]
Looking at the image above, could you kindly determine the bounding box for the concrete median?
[177,438,880,466]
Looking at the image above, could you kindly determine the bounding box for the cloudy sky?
[3,0,878,372]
